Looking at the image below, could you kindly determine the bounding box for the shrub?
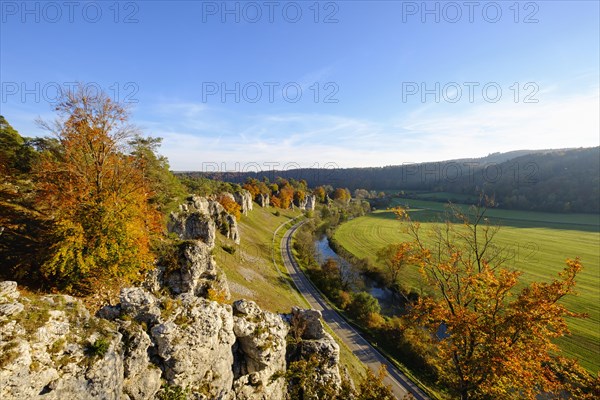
[86,337,110,358]
[222,244,236,255]
[159,384,188,400]
[337,290,352,310]
[348,292,380,325]
[207,287,228,304]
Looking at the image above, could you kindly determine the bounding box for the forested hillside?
[195,148,600,213]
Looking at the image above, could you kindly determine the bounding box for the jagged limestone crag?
[163,241,231,299]
[256,193,270,208]
[286,307,342,391]
[295,195,316,211]
[232,299,289,400]
[169,195,240,246]
[305,195,316,211]
[161,195,240,300]
[1,281,343,399]
[0,197,344,399]
[0,286,127,400]
[234,190,253,216]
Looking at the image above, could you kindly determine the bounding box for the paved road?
[280,221,429,400]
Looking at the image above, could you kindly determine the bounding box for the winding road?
[280,221,429,400]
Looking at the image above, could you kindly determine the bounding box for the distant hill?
[185,148,600,214]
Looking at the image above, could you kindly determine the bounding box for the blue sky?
[1,0,599,170]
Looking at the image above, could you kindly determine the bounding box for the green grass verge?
[214,205,302,313]
[333,199,600,373]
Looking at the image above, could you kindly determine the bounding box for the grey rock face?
[120,287,162,325]
[165,196,233,298]
[295,195,316,211]
[0,291,124,400]
[256,193,270,207]
[120,322,162,400]
[151,293,236,397]
[290,307,325,340]
[169,195,243,250]
[232,300,289,400]
[234,190,253,215]
[287,307,342,391]
[227,214,241,245]
[168,210,216,249]
[0,281,346,400]
[0,281,23,318]
[305,194,316,211]
[163,241,231,299]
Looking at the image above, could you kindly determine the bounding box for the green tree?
[348,291,380,325]
[128,135,186,212]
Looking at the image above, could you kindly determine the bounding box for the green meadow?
[334,199,600,373]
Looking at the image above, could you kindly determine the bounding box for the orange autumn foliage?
[35,86,162,298]
[217,194,241,221]
[404,203,588,399]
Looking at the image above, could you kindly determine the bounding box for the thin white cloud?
[132,89,600,171]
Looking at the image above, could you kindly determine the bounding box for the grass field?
[334,199,600,373]
[213,205,367,384]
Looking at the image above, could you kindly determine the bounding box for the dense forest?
[195,148,600,213]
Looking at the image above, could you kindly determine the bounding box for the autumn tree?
[376,242,417,288]
[294,189,306,206]
[217,193,241,221]
[0,118,58,283]
[398,202,589,399]
[35,85,162,299]
[333,188,351,203]
[357,365,396,400]
[314,186,326,203]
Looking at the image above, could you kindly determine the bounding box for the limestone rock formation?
[168,204,216,249]
[256,193,270,207]
[163,241,231,299]
[287,307,342,391]
[120,322,162,400]
[305,194,316,211]
[164,195,233,298]
[227,214,241,245]
[0,289,126,400]
[234,190,253,215]
[294,195,316,211]
[169,195,242,249]
[151,293,236,398]
[0,281,23,317]
[0,281,345,400]
[232,300,289,400]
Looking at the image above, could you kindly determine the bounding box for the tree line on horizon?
[194,147,600,214]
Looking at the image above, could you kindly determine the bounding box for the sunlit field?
[334,199,600,373]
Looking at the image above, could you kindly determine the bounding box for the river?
[314,236,399,314]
